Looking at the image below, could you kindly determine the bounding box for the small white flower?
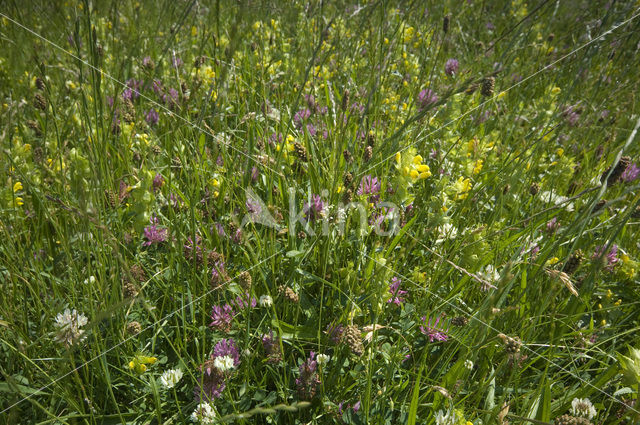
[464,360,473,370]
[540,190,574,212]
[54,308,88,347]
[259,295,273,307]
[159,368,183,389]
[191,402,217,424]
[83,276,96,285]
[571,397,597,419]
[213,355,235,372]
[434,409,457,425]
[478,265,499,291]
[316,354,330,366]
[435,223,458,244]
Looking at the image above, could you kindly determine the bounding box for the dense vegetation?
[1,1,640,424]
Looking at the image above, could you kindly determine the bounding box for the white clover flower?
[571,397,596,419]
[54,308,88,347]
[191,402,217,424]
[159,368,183,389]
[434,409,457,425]
[259,295,273,307]
[213,355,236,372]
[464,360,474,370]
[316,354,330,366]
[435,223,458,244]
[540,190,574,212]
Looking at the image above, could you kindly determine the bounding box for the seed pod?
[279,285,299,303]
[105,189,118,209]
[122,98,136,123]
[363,145,373,162]
[451,316,469,327]
[529,182,540,195]
[343,172,353,189]
[26,119,42,136]
[343,149,353,163]
[443,14,450,33]
[562,250,584,275]
[341,89,350,111]
[34,93,47,110]
[498,334,521,354]
[123,281,139,298]
[367,132,375,147]
[553,415,592,425]
[481,77,495,97]
[294,142,309,162]
[126,321,142,335]
[237,271,252,291]
[502,184,510,195]
[341,325,364,356]
[600,155,630,185]
[35,77,46,91]
[130,264,147,282]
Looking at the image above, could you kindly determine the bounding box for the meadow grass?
[1,1,640,424]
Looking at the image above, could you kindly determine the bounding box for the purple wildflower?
[546,217,559,234]
[419,315,449,342]
[269,133,283,146]
[305,122,317,137]
[293,108,311,129]
[417,89,438,109]
[262,331,282,364]
[296,352,320,400]
[211,258,226,285]
[142,56,154,68]
[210,304,234,332]
[387,277,407,305]
[145,109,159,126]
[592,244,619,271]
[303,195,325,222]
[357,175,381,196]
[246,198,262,215]
[251,166,259,182]
[171,55,183,68]
[233,293,257,311]
[152,173,164,192]
[621,162,640,182]
[213,338,241,367]
[326,323,344,344]
[561,105,580,126]
[444,58,459,76]
[143,218,168,246]
[216,155,224,166]
[152,80,163,96]
[195,356,226,400]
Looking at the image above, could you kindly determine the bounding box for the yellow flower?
[473,159,483,174]
[191,26,197,37]
[129,354,157,374]
[13,182,23,192]
[453,177,471,200]
[546,257,559,266]
[15,197,24,206]
[551,87,561,95]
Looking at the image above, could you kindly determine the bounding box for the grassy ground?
[1,1,640,424]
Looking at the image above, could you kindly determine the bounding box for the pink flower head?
[387,277,407,305]
[419,315,449,342]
